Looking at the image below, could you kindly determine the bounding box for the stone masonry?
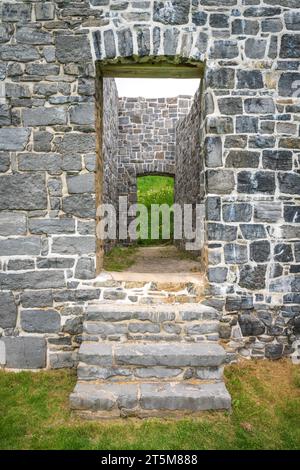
[117,94,193,206]
[0,0,299,371]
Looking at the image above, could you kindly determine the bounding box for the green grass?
[103,245,138,271]
[137,175,174,245]
[0,360,299,450]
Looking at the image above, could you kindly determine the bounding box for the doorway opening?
[95,59,204,279]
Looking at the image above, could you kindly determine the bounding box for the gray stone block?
[70,382,138,411]
[55,34,92,63]
[1,337,46,369]
[223,203,252,222]
[63,194,96,219]
[0,212,27,236]
[87,304,176,322]
[237,171,275,194]
[238,313,265,336]
[186,321,219,335]
[23,108,67,126]
[0,291,17,329]
[0,128,30,151]
[115,342,226,367]
[18,153,62,174]
[117,28,133,56]
[75,257,96,280]
[0,237,41,256]
[29,218,75,235]
[250,240,271,262]
[205,136,222,168]
[224,243,248,264]
[140,382,231,411]
[208,267,228,283]
[51,236,96,255]
[239,265,267,290]
[35,2,55,21]
[254,202,282,223]
[207,170,235,194]
[16,27,52,45]
[2,3,32,22]
[21,290,53,308]
[0,173,47,210]
[0,44,39,61]
[56,133,96,155]
[21,309,60,333]
[153,0,190,25]
[69,104,95,126]
[49,352,77,369]
[79,343,113,367]
[0,270,66,290]
[0,153,10,173]
[207,223,237,242]
[67,174,95,194]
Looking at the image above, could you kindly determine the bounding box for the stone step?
[77,362,224,382]
[70,381,231,417]
[79,342,226,368]
[86,303,220,323]
[83,320,220,337]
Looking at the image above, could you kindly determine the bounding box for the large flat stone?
[0,128,30,151]
[0,212,27,236]
[114,342,226,367]
[140,382,231,411]
[70,382,138,411]
[0,174,47,210]
[79,343,113,367]
[0,337,46,369]
[0,291,17,329]
[21,309,61,333]
[87,304,176,322]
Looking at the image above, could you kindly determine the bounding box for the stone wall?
[175,86,204,255]
[117,94,193,206]
[0,0,299,367]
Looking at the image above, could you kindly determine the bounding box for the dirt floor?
[125,245,201,273]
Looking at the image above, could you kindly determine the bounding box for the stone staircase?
[70,304,231,418]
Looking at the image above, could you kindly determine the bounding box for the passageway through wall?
[95,60,204,275]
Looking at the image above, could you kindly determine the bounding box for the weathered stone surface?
[56,133,96,155]
[115,343,226,367]
[262,150,293,171]
[67,174,95,194]
[21,309,60,333]
[224,243,248,264]
[0,128,30,151]
[0,237,41,256]
[62,194,95,218]
[0,271,65,290]
[240,224,267,240]
[18,153,62,174]
[0,291,17,329]
[238,314,265,337]
[205,136,222,168]
[0,212,27,236]
[75,257,96,280]
[29,218,75,235]
[223,203,252,222]
[254,202,282,223]
[35,2,55,21]
[237,171,275,194]
[21,290,53,308]
[0,153,10,173]
[207,170,235,194]
[16,27,52,45]
[23,108,67,126]
[237,70,263,89]
[0,174,47,210]
[278,73,300,97]
[117,28,133,56]
[79,343,113,367]
[280,34,300,58]
[140,382,231,411]
[49,352,77,369]
[51,236,96,255]
[265,343,284,360]
[1,337,46,369]
[153,0,190,25]
[55,35,92,63]
[69,104,95,126]
[250,240,271,263]
[208,223,237,242]
[239,265,267,290]
[2,3,32,22]
[70,382,138,411]
[0,44,39,61]
[63,316,83,336]
[278,173,300,195]
[208,267,228,283]
[226,150,259,168]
